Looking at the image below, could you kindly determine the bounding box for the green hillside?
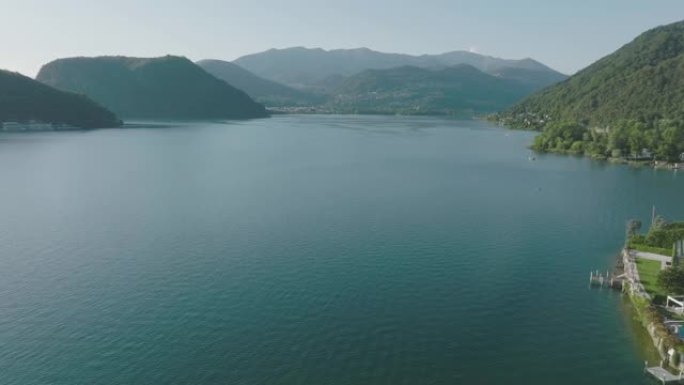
[37,56,268,120]
[499,20,684,162]
[0,69,120,129]
[326,65,551,115]
[505,21,684,127]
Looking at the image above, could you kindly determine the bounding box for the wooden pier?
[589,270,624,290]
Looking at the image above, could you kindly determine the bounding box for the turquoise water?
[0,115,682,384]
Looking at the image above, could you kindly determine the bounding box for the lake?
[1,115,683,385]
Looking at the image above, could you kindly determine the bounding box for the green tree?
[652,215,669,232]
[627,219,642,241]
[627,121,647,155]
[661,124,684,161]
[608,123,629,154]
[658,267,684,294]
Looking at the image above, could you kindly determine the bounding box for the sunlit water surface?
[1,115,682,384]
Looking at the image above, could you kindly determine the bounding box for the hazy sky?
[2,0,683,77]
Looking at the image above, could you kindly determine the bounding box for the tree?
[652,215,668,232]
[658,267,684,295]
[649,120,684,161]
[608,123,629,154]
[627,121,647,155]
[626,219,642,244]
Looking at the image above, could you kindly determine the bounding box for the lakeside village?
[591,211,684,383]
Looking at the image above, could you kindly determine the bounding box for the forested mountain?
[37,56,268,120]
[503,20,684,128]
[326,64,545,115]
[196,59,321,106]
[233,47,566,90]
[498,20,684,162]
[0,69,120,129]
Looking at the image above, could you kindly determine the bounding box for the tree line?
[530,119,684,162]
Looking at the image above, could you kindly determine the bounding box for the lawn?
[636,258,667,299]
[630,243,673,257]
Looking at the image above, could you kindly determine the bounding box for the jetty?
[646,365,684,384]
[589,269,624,290]
[592,216,684,383]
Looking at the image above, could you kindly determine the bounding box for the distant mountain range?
[12,48,567,123]
[37,56,268,120]
[224,47,567,114]
[233,47,566,90]
[502,20,684,128]
[326,64,546,115]
[2,21,682,138]
[196,59,322,107]
[0,69,120,129]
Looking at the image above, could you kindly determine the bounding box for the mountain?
[233,47,566,90]
[502,20,684,128]
[427,51,558,74]
[0,69,120,129]
[498,20,684,163]
[326,64,540,115]
[196,59,321,106]
[234,47,419,88]
[37,56,268,120]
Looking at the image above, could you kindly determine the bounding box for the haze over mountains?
[1,46,571,128]
[233,47,566,90]
[37,56,268,120]
[197,59,322,107]
[219,47,565,114]
[0,46,568,129]
[327,65,543,115]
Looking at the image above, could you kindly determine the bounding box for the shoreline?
[537,150,683,171]
[488,117,684,172]
[619,248,684,375]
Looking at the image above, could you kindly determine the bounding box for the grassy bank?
[635,259,666,301]
[627,287,684,364]
[630,243,674,257]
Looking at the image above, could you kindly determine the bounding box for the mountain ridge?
[325,64,549,115]
[196,59,321,107]
[501,20,684,128]
[497,20,684,162]
[37,55,268,120]
[0,69,121,129]
[233,47,566,90]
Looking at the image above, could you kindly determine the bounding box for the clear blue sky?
[3,0,684,77]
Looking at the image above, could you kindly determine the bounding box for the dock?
[646,366,684,384]
[589,270,624,290]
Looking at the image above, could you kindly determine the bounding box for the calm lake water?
[1,115,683,385]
